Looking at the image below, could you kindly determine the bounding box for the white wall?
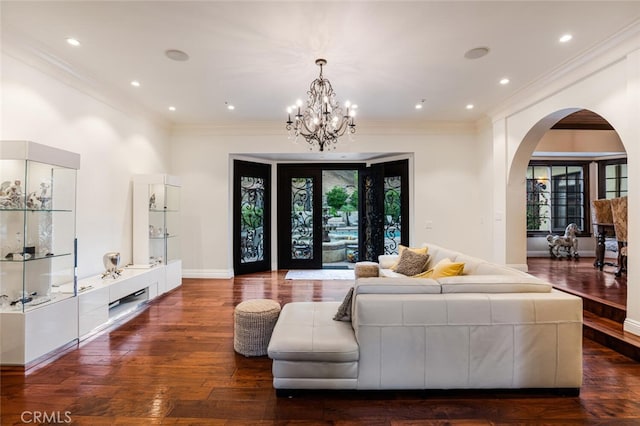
[491,33,640,334]
[1,53,171,278]
[171,121,493,277]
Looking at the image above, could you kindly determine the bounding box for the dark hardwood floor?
[2,263,640,424]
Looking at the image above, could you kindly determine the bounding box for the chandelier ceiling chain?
[286,59,356,152]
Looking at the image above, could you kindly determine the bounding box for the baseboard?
[623,318,640,337]
[507,263,529,272]
[182,269,233,279]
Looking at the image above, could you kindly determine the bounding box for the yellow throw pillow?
[412,258,464,279]
[391,245,429,271]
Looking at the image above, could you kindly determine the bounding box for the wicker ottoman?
[234,299,281,357]
[354,261,379,279]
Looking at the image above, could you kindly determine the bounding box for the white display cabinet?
[0,140,80,365]
[132,174,182,292]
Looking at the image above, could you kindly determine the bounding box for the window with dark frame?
[598,158,627,199]
[526,162,588,235]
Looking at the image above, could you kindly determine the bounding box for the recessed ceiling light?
[464,47,490,60]
[165,49,190,61]
[559,34,573,43]
[168,106,176,111]
[66,38,81,47]
[130,80,141,87]
[225,102,235,110]
[466,104,474,110]
[415,99,425,109]
[500,78,510,85]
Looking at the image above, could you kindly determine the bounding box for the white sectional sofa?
[268,243,583,394]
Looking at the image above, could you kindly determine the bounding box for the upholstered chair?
[610,196,628,276]
[591,198,614,270]
[592,198,613,227]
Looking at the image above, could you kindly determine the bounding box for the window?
[598,159,627,199]
[526,162,588,235]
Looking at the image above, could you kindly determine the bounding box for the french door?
[359,160,409,261]
[277,160,408,269]
[233,160,271,275]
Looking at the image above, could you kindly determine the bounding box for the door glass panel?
[383,176,401,254]
[322,170,359,267]
[291,177,313,260]
[240,176,265,264]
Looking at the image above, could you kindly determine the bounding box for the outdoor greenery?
[384,189,401,223]
[241,204,263,228]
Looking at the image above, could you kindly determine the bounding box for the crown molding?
[488,19,640,122]
[171,118,478,137]
[1,26,171,131]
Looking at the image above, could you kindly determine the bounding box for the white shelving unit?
[132,174,182,293]
[0,140,80,365]
[75,266,165,339]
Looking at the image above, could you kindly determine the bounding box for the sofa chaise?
[267,243,583,394]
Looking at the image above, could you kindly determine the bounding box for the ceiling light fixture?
[466,104,474,110]
[464,47,490,60]
[559,34,573,43]
[286,58,356,152]
[500,78,510,85]
[168,106,176,111]
[225,102,235,110]
[165,49,189,61]
[66,37,81,47]
[415,99,425,110]
[131,80,140,87]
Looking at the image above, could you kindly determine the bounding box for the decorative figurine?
[101,252,123,279]
[546,223,580,260]
[149,193,156,210]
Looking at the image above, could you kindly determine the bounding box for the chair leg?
[616,254,627,277]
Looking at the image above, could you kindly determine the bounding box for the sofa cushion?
[268,302,359,362]
[438,275,552,293]
[378,254,399,269]
[423,244,461,270]
[393,249,430,276]
[356,277,441,294]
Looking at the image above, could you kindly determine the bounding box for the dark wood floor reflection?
[527,256,626,309]
[3,268,640,424]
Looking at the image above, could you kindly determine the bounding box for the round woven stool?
[234,299,281,357]
[354,261,379,279]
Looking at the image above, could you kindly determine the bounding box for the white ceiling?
[2,1,640,126]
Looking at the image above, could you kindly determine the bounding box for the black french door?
[359,159,409,261]
[277,160,409,269]
[233,160,271,275]
[277,165,324,269]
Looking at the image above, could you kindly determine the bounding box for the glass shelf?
[1,252,73,263]
[0,142,78,313]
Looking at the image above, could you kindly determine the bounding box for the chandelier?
[286,59,356,152]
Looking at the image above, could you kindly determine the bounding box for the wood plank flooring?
[3,267,640,424]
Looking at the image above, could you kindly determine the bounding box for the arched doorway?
[505,107,634,353]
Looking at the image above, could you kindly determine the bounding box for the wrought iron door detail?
[239,176,265,264]
[383,176,402,254]
[291,177,314,259]
[360,172,383,261]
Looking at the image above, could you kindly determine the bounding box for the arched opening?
[506,108,630,349]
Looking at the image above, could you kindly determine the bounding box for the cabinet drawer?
[79,306,109,337]
[109,273,148,302]
[79,287,109,315]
